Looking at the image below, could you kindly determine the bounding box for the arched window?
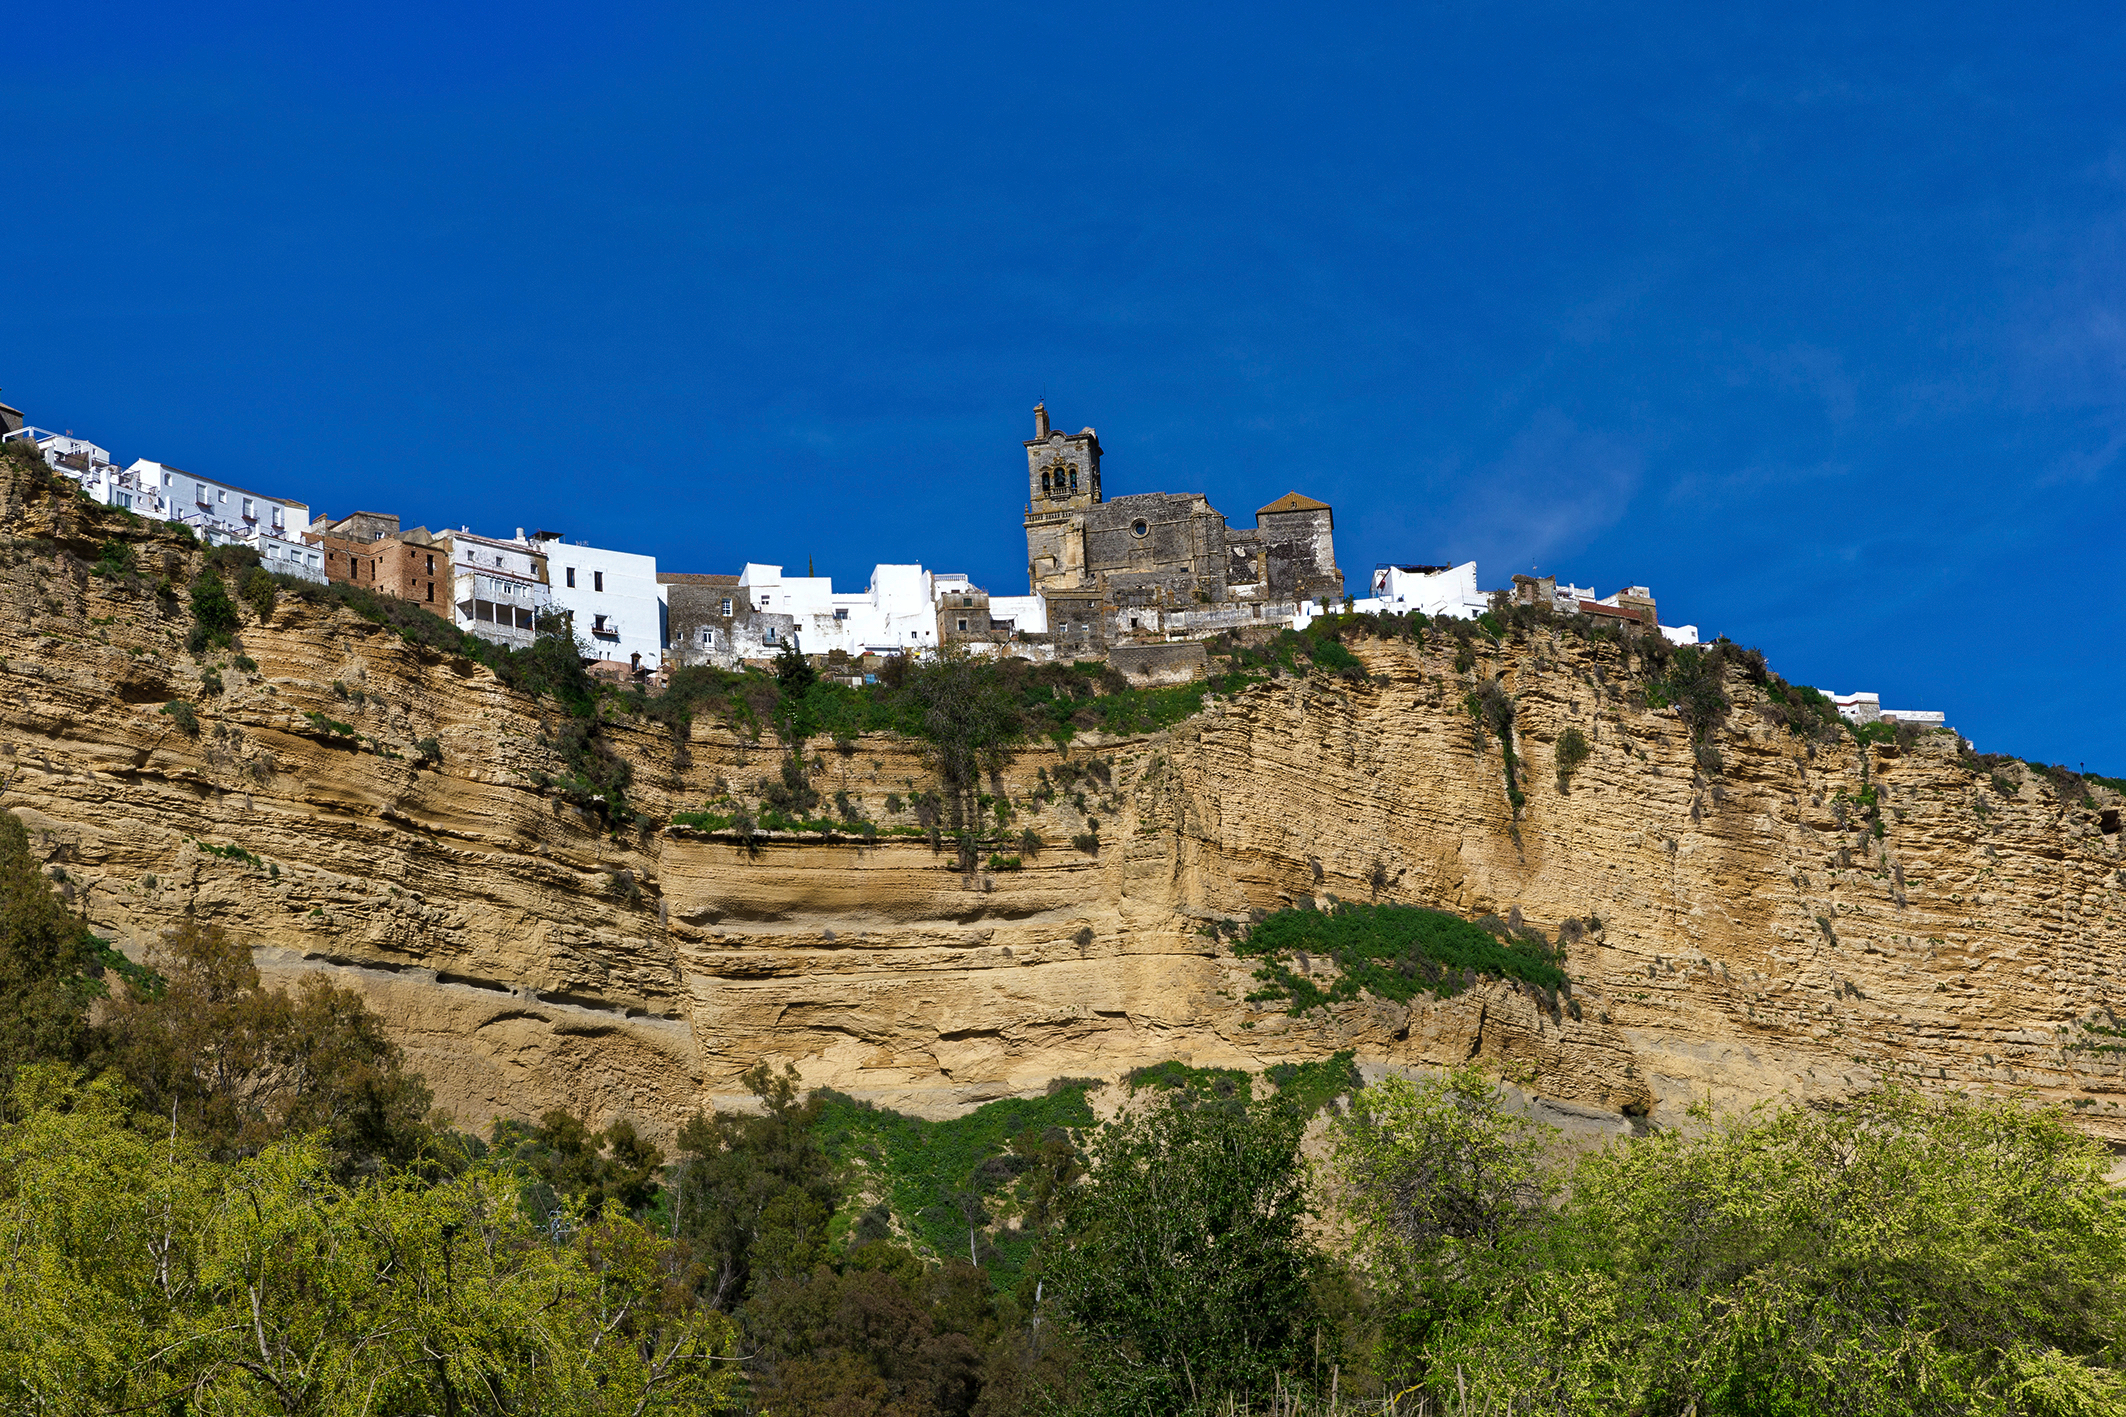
[1041,470,1051,494]
[1069,467,1079,492]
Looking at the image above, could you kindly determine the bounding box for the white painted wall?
[448,530,552,650]
[1370,561,1489,620]
[249,529,325,583]
[129,459,310,545]
[988,594,1047,635]
[536,535,664,669]
[733,563,943,659]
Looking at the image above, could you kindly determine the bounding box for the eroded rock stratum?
[5,464,2123,1142]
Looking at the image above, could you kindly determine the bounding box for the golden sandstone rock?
[4,457,2123,1147]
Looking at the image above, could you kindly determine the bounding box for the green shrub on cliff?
[1235,901,1568,1013]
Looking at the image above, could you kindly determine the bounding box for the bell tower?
[1025,402,1100,510]
[1022,403,1102,594]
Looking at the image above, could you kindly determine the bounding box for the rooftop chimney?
[1034,402,1049,438]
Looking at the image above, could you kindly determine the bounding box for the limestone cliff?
[4,460,2123,1143]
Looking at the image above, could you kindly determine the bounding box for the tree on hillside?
[0,811,143,1098]
[1041,1088,1325,1414]
[1328,1067,1558,1390]
[1338,1079,2126,1414]
[105,916,436,1175]
[0,1070,740,1415]
[668,1062,843,1311]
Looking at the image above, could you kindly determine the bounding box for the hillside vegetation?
[3,805,2125,1415]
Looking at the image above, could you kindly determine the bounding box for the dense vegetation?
[1232,902,1575,1015]
[4,808,2126,1413]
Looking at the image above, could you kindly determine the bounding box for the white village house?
[730,563,943,660]
[3,428,325,582]
[449,529,553,650]
[532,533,665,672]
[1830,692,1945,728]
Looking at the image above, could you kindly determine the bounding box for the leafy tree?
[187,567,239,652]
[0,811,146,1097]
[1328,1068,1557,1390]
[104,916,435,1175]
[669,1062,844,1310]
[1389,1086,2126,1414]
[746,1249,991,1417]
[1042,1088,1324,1413]
[0,1068,740,1415]
[493,1107,667,1221]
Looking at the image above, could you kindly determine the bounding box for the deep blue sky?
[7,3,2122,769]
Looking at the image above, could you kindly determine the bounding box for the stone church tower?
[1022,402,1103,594]
[1019,403,1342,656]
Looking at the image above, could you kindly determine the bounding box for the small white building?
[4,428,161,512]
[729,562,944,659]
[448,528,553,650]
[129,459,310,547]
[1363,562,1492,620]
[987,594,1048,636]
[532,533,665,671]
[1832,692,1945,728]
[250,528,327,583]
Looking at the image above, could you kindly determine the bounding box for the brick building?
[307,511,449,610]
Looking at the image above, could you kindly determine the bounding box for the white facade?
[1366,562,1491,620]
[729,562,944,660]
[249,528,326,583]
[1832,692,1944,728]
[988,594,1048,636]
[129,459,310,547]
[4,428,160,513]
[534,534,665,670]
[448,529,552,650]
[1660,624,1700,647]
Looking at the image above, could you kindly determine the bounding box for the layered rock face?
[4,463,2123,1142]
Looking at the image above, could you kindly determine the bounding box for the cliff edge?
[4,454,2122,1142]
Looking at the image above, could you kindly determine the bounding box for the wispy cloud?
[1426,411,1645,571]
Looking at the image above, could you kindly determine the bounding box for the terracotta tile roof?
[1257,490,1332,516]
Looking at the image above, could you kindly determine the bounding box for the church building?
[1021,404,1343,653]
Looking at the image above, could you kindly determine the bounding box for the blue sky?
[6,3,2122,770]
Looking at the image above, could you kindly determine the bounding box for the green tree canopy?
[1042,1088,1324,1414]
[0,1068,740,1415]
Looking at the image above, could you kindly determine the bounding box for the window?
[566,567,575,588]
[1069,468,1078,491]
[1131,518,1149,537]
[957,619,968,632]
[425,584,433,603]
[425,554,434,574]
[720,598,732,616]
[763,626,777,643]
[196,482,209,505]
[760,595,772,609]
[1041,470,1051,493]
[593,570,604,593]
[593,614,608,632]
[114,491,131,509]
[242,497,255,519]
[1130,617,1139,629]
